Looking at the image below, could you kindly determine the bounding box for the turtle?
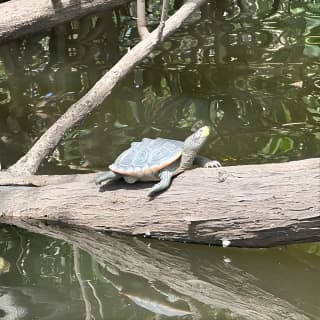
[96,126,222,197]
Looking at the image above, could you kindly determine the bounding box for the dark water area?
[0,0,320,319]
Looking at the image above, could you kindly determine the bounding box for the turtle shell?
[109,138,184,178]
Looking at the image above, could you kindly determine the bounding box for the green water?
[0,0,320,319]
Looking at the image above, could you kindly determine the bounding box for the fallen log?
[1,158,319,247]
[0,0,130,44]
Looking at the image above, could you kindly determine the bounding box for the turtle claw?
[204,160,222,168]
[202,160,227,182]
[147,191,156,199]
[95,171,121,189]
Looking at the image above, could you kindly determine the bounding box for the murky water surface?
[0,0,319,319]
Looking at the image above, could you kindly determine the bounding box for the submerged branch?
[73,246,92,320]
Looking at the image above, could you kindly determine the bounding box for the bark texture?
[1,158,319,247]
[0,0,129,44]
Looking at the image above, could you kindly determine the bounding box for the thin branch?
[88,280,104,319]
[73,246,92,320]
[137,0,150,39]
[6,0,206,176]
[158,0,169,41]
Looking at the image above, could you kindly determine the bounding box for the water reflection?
[0,223,319,319]
[0,0,319,172]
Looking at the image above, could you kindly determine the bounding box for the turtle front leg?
[148,170,173,198]
[96,171,121,189]
[194,156,227,182]
[194,156,221,168]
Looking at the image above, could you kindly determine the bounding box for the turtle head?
[184,126,211,152]
[179,126,211,170]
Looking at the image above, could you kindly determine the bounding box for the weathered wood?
[1,158,319,247]
[1,220,314,320]
[0,0,130,44]
[0,171,96,186]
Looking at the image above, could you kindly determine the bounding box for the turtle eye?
[196,128,204,139]
[194,132,201,140]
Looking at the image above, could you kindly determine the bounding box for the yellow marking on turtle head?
[200,126,211,137]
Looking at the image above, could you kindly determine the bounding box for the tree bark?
[1,219,315,320]
[1,158,319,247]
[0,0,130,44]
[6,0,206,176]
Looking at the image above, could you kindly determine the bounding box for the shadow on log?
[1,158,319,247]
[2,220,318,320]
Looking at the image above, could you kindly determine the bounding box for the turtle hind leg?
[96,171,121,189]
[148,170,173,198]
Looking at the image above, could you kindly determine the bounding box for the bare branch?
[137,0,150,39]
[158,0,169,41]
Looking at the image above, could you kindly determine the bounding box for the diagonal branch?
[7,0,206,176]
